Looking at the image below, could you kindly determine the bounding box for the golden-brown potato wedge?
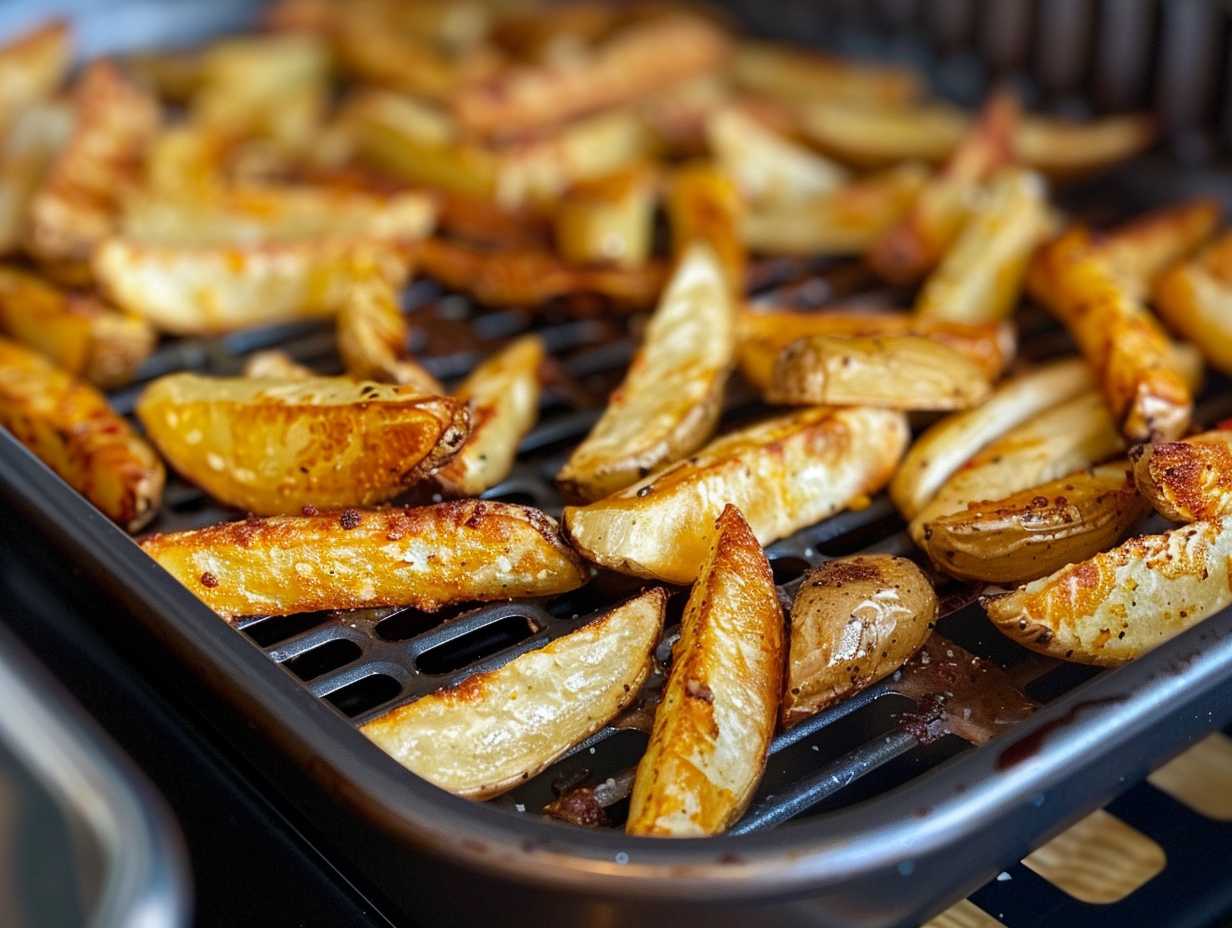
[565,406,908,584]
[1131,430,1232,523]
[909,391,1125,543]
[1089,198,1220,300]
[556,243,735,502]
[737,307,1014,393]
[0,20,70,132]
[915,168,1052,324]
[362,587,664,800]
[136,373,468,515]
[0,266,154,388]
[742,163,927,255]
[1154,232,1232,374]
[0,337,162,531]
[1029,228,1193,442]
[984,516,1232,665]
[768,334,991,410]
[139,500,587,619]
[336,274,443,393]
[94,238,408,336]
[242,350,312,380]
[667,164,744,294]
[553,164,655,268]
[436,336,544,498]
[142,124,229,200]
[781,555,937,728]
[730,41,920,106]
[890,358,1095,521]
[627,505,783,837]
[0,102,73,253]
[918,462,1147,584]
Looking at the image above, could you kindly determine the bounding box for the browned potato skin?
[242,350,312,380]
[919,462,1148,584]
[984,516,1232,665]
[0,337,162,531]
[782,555,936,728]
[667,163,744,295]
[336,274,443,393]
[1029,228,1193,442]
[627,506,783,837]
[0,20,71,131]
[136,373,469,515]
[362,587,665,800]
[1154,232,1232,375]
[140,500,589,620]
[1089,198,1220,300]
[768,334,991,410]
[1131,430,1232,524]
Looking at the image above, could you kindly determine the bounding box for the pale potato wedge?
[890,358,1095,521]
[918,461,1147,584]
[1089,198,1220,301]
[1029,228,1193,442]
[242,350,312,380]
[556,243,735,502]
[136,373,468,515]
[768,334,991,411]
[984,516,1232,665]
[0,20,70,132]
[781,555,936,728]
[554,164,655,268]
[730,41,920,106]
[0,337,162,531]
[362,587,664,800]
[627,505,783,837]
[742,163,926,255]
[909,391,1125,544]
[915,168,1052,324]
[139,500,588,619]
[0,266,154,388]
[94,238,408,336]
[1014,112,1156,179]
[797,100,969,168]
[1131,430,1232,523]
[336,274,443,393]
[436,336,544,498]
[0,102,73,253]
[125,47,205,102]
[565,406,908,584]
[667,164,744,294]
[1154,232,1232,374]
[738,307,1014,393]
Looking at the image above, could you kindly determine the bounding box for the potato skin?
[0,337,163,531]
[1131,430,1232,523]
[984,516,1232,665]
[362,588,664,799]
[918,462,1147,584]
[782,555,936,728]
[627,506,784,837]
[565,406,908,584]
[140,500,589,619]
[137,373,469,515]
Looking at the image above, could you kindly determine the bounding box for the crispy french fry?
[730,41,920,106]
[667,163,744,293]
[336,274,443,393]
[0,20,70,132]
[565,406,908,584]
[626,505,782,837]
[554,164,655,267]
[768,334,991,410]
[242,350,312,380]
[136,373,468,515]
[436,336,544,497]
[0,337,162,530]
[363,587,664,800]
[1154,232,1232,374]
[1089,198,1220,300]
[1131,430,1232,523]
[984,516,1232,665]
[139,500,587,619]
[0,101,73,253]
[1029,228,1193,442]
[556,243,735,502]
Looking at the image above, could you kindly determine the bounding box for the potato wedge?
[909,391,1125,543]
[781,555,936,728]
[1029,228,1193,442]
[915,168,1052,324]
[556,243,735,502]
[139,500,587,619]
[436,336,544,498]
[984,516,1232,665]
[890,358,1095,521]
[0,337,162,531]
[554,164,655,268]
[0,266,154,388]
[142,124,228,200]
[1131,430,1232,523]
[1014,112,1156,179]
[667,164,744,294]
[136,373,468,515]
[242,350,312,380]
[0,101,73,253]
[919,462,1147,584]
[768,334,991,411]
[1089,198,1220,300]
[94,238,408,336]
[1154,232,1232,374]
[627,506,783,837]
[738,308,1014,393]
[730,40,920,106]
[336,274,443,393]
[362,587,664,800]
[0,20,71,132]
[565,406,908,584]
